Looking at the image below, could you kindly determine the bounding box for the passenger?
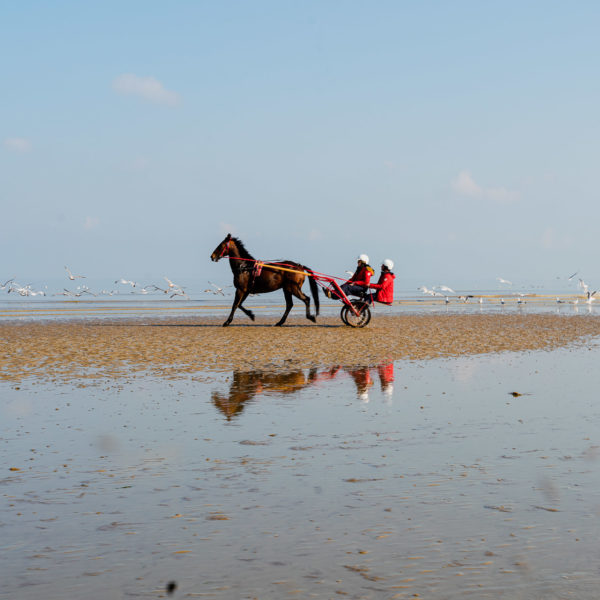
[325,254,374,299]
[369,259,395,304]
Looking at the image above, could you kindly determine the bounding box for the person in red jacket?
[369,259,395,304]
[325,254,374,299]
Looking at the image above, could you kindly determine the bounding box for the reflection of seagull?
[65,266,86,280]
[497,277,512,285]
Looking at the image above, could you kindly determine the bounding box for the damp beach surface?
[2,313,600,599]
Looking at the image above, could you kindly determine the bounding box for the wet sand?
[2,313,600,385]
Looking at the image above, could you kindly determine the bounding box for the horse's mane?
[231,237,255,260]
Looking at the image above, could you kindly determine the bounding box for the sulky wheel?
[342,301,371,328]
[340,305,349,325]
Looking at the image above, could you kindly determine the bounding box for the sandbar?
[2,313,600,385]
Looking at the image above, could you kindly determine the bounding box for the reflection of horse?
[212,369,317,420]
[212,362,395,420]
[210,234,320,327]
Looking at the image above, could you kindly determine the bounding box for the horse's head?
[211,233,232,262]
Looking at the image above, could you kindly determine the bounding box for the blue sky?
[2,1,599,289]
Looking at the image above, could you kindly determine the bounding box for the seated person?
[325,254,374,299]
[369,259,395,304]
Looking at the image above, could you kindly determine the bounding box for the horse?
[210,234,320,327]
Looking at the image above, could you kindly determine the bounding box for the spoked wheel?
[341,300,371,328]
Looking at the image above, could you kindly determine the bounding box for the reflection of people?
[369,259,395,304]
[377,362,394,401]
[346,366,374,402]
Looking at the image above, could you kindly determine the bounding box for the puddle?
[2,344,600,598]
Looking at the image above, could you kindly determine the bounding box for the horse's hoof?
[222,322,230,327]
[248,312,255,321]
[274,322,284,327]
[308,315,316,323]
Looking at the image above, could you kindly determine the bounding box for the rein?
[222,254,348,282]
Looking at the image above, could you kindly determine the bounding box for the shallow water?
[2,343,600,599]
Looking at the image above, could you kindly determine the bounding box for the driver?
[326,254,374,299]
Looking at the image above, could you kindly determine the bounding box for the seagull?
[586,291,596,304]
[556,297,564,304]
[115,278,137,287]
[418,286,442,296]
[458,295,474,303]
[0,278,15,290]
[500,298,505,305]
[578,279,589,294]
[65,266,86,280]
[478,297,483,304]
[567,271,578,281]
[204,281,227,296]
[435,285,455,294]
[142,284,168,294]
[445,296,450,305]
[497,277,512,285]
[164,276,179,290]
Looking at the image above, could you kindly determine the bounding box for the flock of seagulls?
[0,268,232,300]
[417,272,597,308]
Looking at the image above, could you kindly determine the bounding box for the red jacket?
[349,264,374,287]
[369,272,395,304]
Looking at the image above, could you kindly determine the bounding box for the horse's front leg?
[223,288,246,327]
[238,303,255,321]
[276,289,295,326]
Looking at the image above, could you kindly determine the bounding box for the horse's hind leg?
[275,289,294,326]
[223,289,247,327]
[293,285,316,323]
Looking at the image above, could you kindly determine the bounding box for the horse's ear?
[226,233,232,240]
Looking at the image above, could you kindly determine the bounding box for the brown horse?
[210,234,320,327]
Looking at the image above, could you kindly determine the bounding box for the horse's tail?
[303,266,320,316]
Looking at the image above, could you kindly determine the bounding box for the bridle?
[219,239,231,259]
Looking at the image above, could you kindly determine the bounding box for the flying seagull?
[65,266,86,280]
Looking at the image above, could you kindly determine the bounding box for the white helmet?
[383,259,394,270]
[358,254,369,264]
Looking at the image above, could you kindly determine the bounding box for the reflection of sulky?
[346,362,394,403]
